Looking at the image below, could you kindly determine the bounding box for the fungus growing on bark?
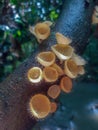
[51,63,64,76]
[0,0,94,129]
[60,76,72,93]
[64,59,78,78]
[37,51,56,67]
[29,94,51,119]
[50,102,58,113]
[26,29,86,123]
[51,44,74,60]
[43,67,58,82]
[27,67,43,83]
[56,32,72,45]
[29,21,52,43]
[47,85,61,99]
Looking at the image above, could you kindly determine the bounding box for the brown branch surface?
[0,0,94,130]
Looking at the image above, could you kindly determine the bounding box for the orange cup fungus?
[60,76,72,93]
[37,51,56,67]
[51,44,74,60]
[64,59,78,78]
[27,67,43,83]
[29,94,51,119]
[29,21,52,43]
[34,23,50,39]
[47,85,61,99]
[29,22,52,43]
[56,32,72,45]
[43,67,58,82]
[26,30,86,118]
[51,63,64,76]
[50,102,58,113]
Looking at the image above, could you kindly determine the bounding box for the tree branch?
[0,0,94,130]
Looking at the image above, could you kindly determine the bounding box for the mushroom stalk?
[0,0,94,130]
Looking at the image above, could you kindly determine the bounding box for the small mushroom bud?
[50,102,58,113]
[47,85,61,99]
[60,76,72,93]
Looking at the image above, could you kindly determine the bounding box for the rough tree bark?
[0,0,95,130]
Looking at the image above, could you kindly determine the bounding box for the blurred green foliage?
[0,0,63,82]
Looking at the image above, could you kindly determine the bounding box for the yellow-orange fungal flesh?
[34,23,50,40]
[27,67,43,83]
[64,59,78,78]
[77,66,85,75]
[60,76,72,93]
[47,85,61,99]
[51,44,74,60]
[51,63,64,76]
[37,51,56,67]
[29,94,51,119]
[56,32,72,45]
[50,102,57,113]
[43,67,58,82]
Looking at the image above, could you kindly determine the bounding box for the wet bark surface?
[33,82,98,130]
[0,0,95,130]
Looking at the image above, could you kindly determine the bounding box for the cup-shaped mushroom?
[47,85,61,99]
[27,67,43,83]
[60,76,72,93]
[77,66,85,75]
[29,94,51,119]
[72,53,86,65]
[56,32,72,45]
[50,102,57,113]
[51,63,64,76]
[37,51,56,67]
[64,59,78,78]
[34,23,50,40]
[43,67,58,82]
[51,44,74,60]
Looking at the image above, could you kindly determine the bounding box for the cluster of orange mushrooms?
[27,22,86,120]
